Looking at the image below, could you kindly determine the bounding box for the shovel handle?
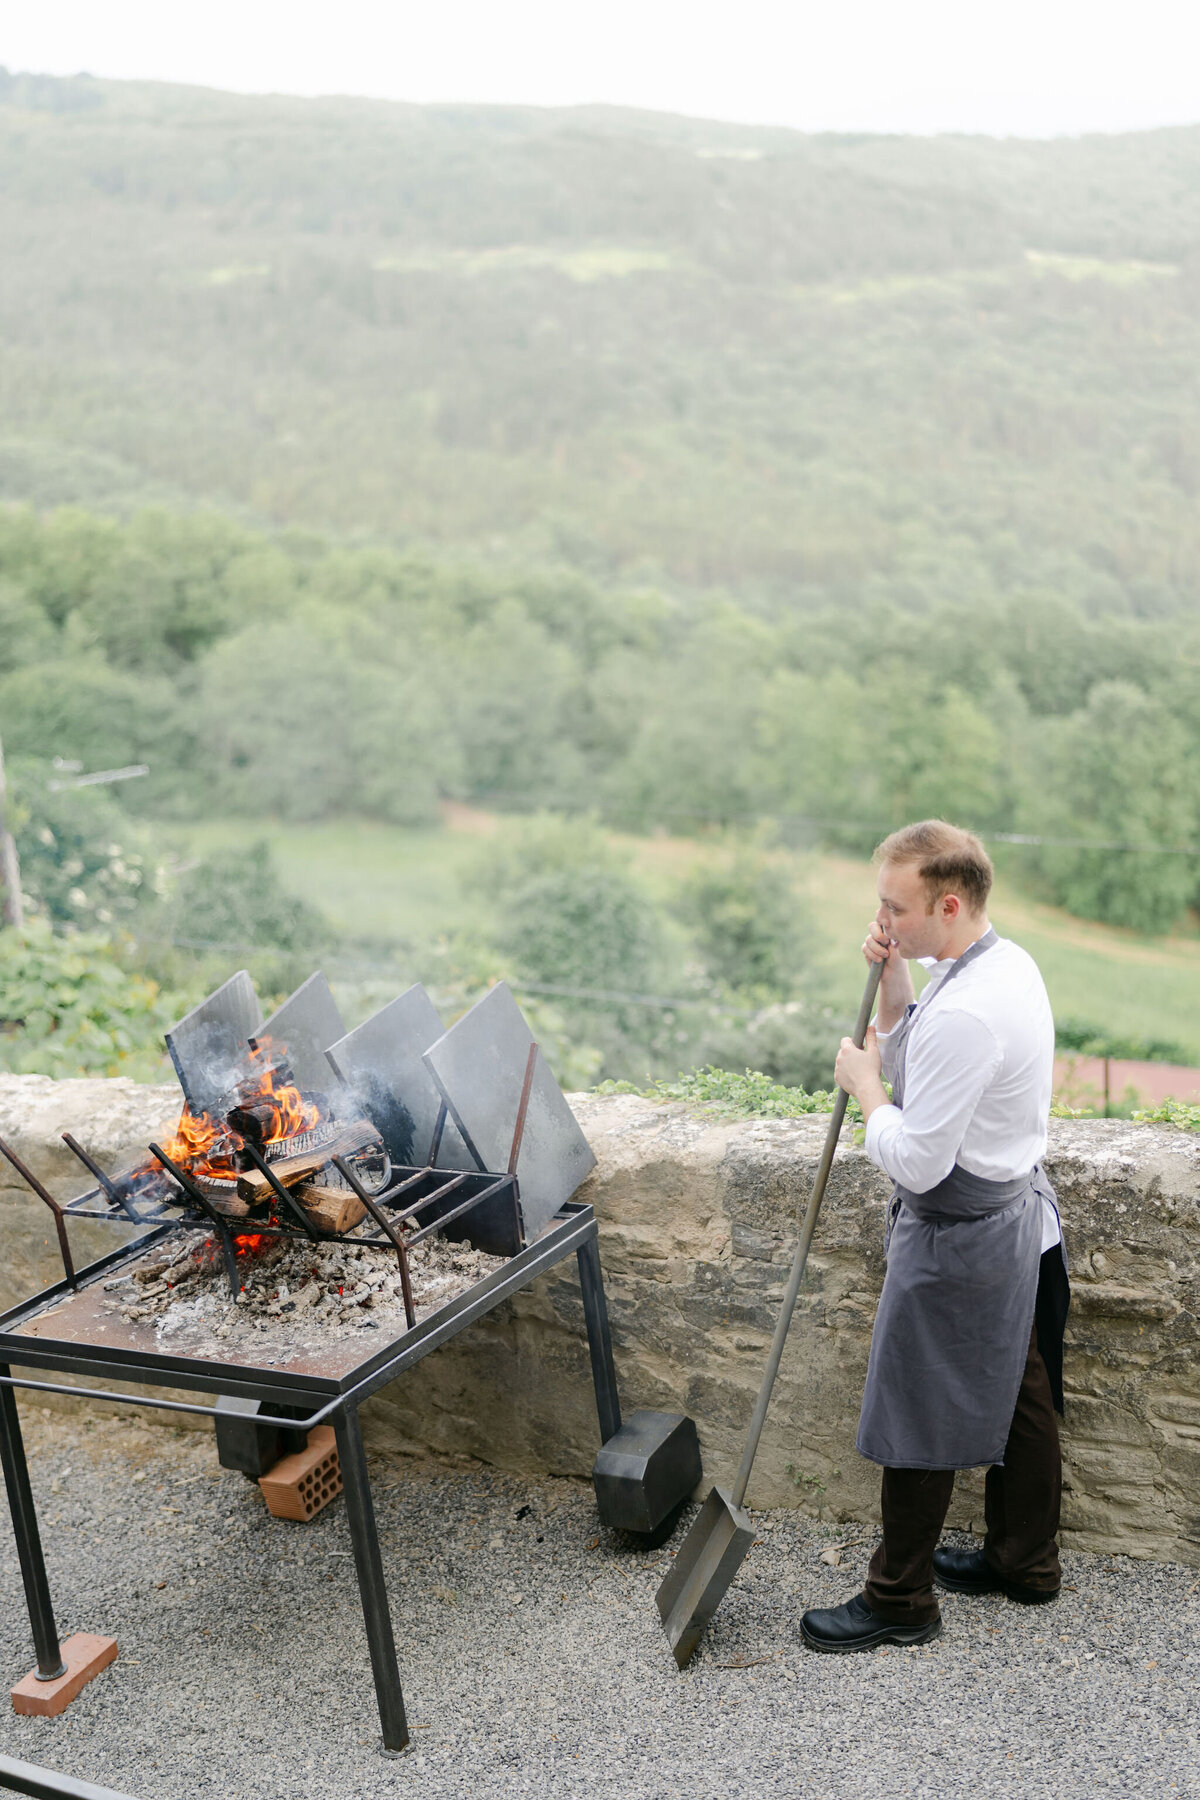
[731,959,883,1509]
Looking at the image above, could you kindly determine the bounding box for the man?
[800,820,1069,1653]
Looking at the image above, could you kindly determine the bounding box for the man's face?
[875,859,948,961]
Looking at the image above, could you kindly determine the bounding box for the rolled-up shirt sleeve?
[874,1014,905,1085]
[865,1008,1003,1193]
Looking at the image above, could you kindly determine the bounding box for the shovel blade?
[655,1486,756,1668]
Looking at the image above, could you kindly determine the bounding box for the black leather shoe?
[800,1592,941,1654]
[933,1545,1059,1605]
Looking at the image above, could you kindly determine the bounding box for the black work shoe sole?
[935,1567,1059,1605]
[800,1616,942,1655]
[998,1581,1060,1606]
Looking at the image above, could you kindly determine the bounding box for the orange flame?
[231,1039,322,1145]
[141,1036,325,1189]
[157,1106,235,1176]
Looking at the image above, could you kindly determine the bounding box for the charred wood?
[235,1119,382,1202]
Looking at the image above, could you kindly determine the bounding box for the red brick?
[12,1633,118,1718]
[258,1425,342,1521]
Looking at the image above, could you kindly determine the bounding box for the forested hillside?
[3,69,1200,595]
[1,71,1199,947]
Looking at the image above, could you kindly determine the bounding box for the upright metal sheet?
[165,971,263,1113]
[259,972,346,1101]
[325,985,472,1171]
[422,982,596,1244]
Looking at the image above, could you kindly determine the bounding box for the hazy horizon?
[7,63,1200,144]
[6,0,1200,141]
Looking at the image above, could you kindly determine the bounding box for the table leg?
[0,1367,66,1681]
[576,1234,622,1444]
[333,1404,409,1754]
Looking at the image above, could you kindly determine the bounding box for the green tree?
[0,658,187,809]
[167,840,329,956]
[196,611,460,823]
[604,604,775,828]
[1021,682,1198,932]
[0,580,57,673]
[678,841,812,997]
[452,599,585,806]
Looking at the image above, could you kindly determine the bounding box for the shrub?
[166,840,329,956]
[0,923,188,1079]
[11,769,165,932]
[677,842,813,998]
[597,1064,857,1121]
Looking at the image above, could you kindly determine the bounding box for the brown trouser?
[863,1323,1062,1625]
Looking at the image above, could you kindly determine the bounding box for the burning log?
[226,1098,287,1144]
[234,1119,384,1203]
[294,1183,368,1235]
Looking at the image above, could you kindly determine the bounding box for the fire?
[157,1105,236,1178]
[141,1036,325,1189]
[231,1037,322,1142]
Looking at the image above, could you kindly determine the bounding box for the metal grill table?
[0,1201,621,1755]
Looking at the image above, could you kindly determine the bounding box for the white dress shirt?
[865,934,1061,1252]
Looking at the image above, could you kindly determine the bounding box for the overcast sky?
[6,1,1199,139]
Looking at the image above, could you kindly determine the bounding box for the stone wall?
[2,1075,1198,1564]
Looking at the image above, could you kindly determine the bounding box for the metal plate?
[325,986,472,1170]
[655,1485,756,1668]
[164,971,263,1114]
[592,1410,702,1533]
[422,982,596,1244]
[258,972,346,1102]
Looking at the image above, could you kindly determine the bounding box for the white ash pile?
[99,1230,507,1357]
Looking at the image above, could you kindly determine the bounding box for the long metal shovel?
[655,960,883,1667]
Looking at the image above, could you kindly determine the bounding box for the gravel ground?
[0,1409,1197,1800]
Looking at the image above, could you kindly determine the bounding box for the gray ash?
[97,1230,506,1360]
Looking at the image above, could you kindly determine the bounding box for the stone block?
[2,1078,1200,1563]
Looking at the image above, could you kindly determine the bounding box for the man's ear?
[942,892,961,921]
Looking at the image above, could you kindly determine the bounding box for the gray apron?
[856,930,1049,1471]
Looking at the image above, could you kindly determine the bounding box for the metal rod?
[60,1136,142,1226]
[334,1405,410,1754]
[428,1099,447,1166]
[403,1177,508,1249]
[369,1171,468,1230]
[371,1166,440,1206]
[0,1137,76,1288]
[332,1157,416,1330]
[239,1141,320,1242]
[391,1173,468,1226]
[575,1234,622,1445]
[147,1145,241,1298]
[730,960,882,1509]
[0,1367,66,1681]
[0,1372,337,1433]
[0,1751,141,1800]
[508,1042,539,1174]
[433,1097,487,1174]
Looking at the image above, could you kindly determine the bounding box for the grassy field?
[803,856,1200,1058]
[177,812,1200,1062]
[178,813,493,944]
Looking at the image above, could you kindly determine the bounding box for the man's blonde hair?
[873,820,993,916]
